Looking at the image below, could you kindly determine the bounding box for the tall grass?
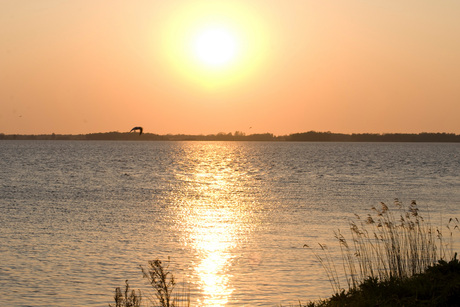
[141,259,190,307]
[111,200,458,306]
[305,200,459,293]
[110,280,142,307]
[110,258,190,307]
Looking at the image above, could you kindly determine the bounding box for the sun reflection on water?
[173,143,257,306]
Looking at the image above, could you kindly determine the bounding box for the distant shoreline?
[1,131,460,142]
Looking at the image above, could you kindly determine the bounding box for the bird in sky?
[130,126,143,135]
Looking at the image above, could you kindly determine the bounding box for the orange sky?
[1,1,460,135]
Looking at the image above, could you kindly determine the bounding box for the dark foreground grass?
[111,200,459,306]
[305,255,460,306]
[113,256,460,307]
[304,200,460,307]
[110,259,189,307]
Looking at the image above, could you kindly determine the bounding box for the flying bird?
[130,126,143,135]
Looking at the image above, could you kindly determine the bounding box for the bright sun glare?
[193,27,239,68]
[160,1,269,88]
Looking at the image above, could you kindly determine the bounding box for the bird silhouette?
[130,126,143,135]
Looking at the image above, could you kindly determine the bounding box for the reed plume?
[306,200,459,293]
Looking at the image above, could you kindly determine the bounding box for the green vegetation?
[304,200,460,306]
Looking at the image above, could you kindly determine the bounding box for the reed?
[303,254,460,307]
[304,200,460,305]
[110,200,458,306]
[110,258,190,307]
[141,259,190,307]
[110,280,141,307]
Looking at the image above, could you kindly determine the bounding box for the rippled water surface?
[1,141,460,306]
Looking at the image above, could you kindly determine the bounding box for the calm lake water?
[1,141,460,306]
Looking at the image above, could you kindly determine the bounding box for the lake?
[1,141,459,306]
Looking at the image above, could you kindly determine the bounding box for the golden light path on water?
[172,143,258,306]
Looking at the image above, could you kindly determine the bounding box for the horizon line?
[1,130,460,137]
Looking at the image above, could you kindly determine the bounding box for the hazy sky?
[1,0,460,135]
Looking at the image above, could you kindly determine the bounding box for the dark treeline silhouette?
[286,131,460,142]
[1,131,460,142]
[0,132,166,141]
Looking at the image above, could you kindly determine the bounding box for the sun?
[192,27,239,68]
[158,1,270,88]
